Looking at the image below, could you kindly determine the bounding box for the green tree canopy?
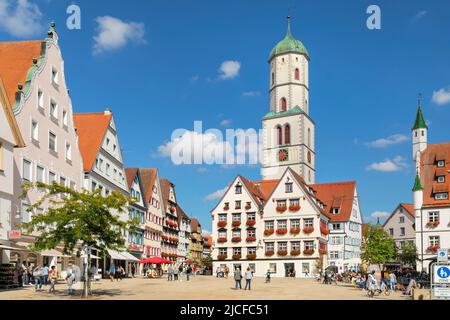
[21,182,136,255]
[361,225,396,269]
[397,241,418,266]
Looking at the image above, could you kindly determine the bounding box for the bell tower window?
[276,126,283,146]
[295,68,299,80]
[272,72,275,85]
[284,125,291,145]
[280,98,287,112]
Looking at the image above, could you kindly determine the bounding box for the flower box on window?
[277,250,288,256]
[290,227,301,235]
[246,220,256,227]
[319,249,328,255]
[303,227,314,234]
[289,205,301,212]
[232,221,241,227]
[217,221,227,228]
[231,237,242,243]
[217,254,227,261]
[426,221,440,228]
[276,206,287,213]
[247,254,257,260]
[246,236,256,243]
[276,228,288,235]
[170,207,175,214]
[320,226,330,235]
[264,229,274,236]
[427,245,440,253]
[290,249,301,256]
[245,204,252,210]
[217,237,227,243]
[232,254,242,260]
[303,249,315,255]
[224,205,230,211]
[265,250,275,257]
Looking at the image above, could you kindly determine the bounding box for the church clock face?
[278,149,289,162]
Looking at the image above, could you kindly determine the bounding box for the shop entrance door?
[284,263,295,277]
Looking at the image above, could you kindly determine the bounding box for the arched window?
[295,68,300,80]
[284,125,291,145]
[308,170,311,183]
[280,98,287,112]
[276,126,283,146]
[272,72,275,85]
[308,128,311,147]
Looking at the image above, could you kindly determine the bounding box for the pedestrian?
[234,267,242,290]
[21,263,28,286]
[115,266,121,281]
[65,269,75,295]
[186,266,192,281]
[225,266,230,278]
[192,265,197,277]
[43,264,49,285]
[265,269,271,283]
[168,265,173,281]
[389,272,397,292]
[109,264,115,282]
[48,266,57,293]
[173,265,179,281]
[216,266,220,278]
[131,264,136,278]
[179,265,184,282]
[33,265,44,292]
[244,267,253,290]
[18,267,24,287]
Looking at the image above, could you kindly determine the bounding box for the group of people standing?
[167,264,196,281]
[13,264,58,293]
[233,267,254,290]
[108,264,126,281]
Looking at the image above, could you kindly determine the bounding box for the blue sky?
[1,0,450,230]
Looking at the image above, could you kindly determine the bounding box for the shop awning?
[120,251,140,262]
[108,249,126,260]
[0,244,28,251]
[40,249,71,258]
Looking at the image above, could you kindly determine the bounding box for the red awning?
[139,257,173,264]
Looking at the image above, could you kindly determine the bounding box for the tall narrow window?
[0,143,3,171]
[295,68,300,80]
[276,126,283,146]
[284,125,291,145]
[280,98,287,112]
[22,159,31,181]
[37,89,44,109]
[49,132,57,152]
[65,142,72,161]
[31,120,39,141]
[271,72,275,85]
[62,110,68,127]
[308,128,311,147]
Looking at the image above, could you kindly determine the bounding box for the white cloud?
[220,119,232,127]
[0,0,43,38]
[366,134,409,148]
[414,10,428,20]
[242,91,261,97]
[93,16,145,54]
[432,86,450,106]
[371,211,390,223]
[201,230,211,237]
[218,60,241,80]
[204,187,228,202]
[366,156,408,172]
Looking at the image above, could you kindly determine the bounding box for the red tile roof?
[124,168,138,189]
[190,218,201,233]
[252,179,279,200]
[239,175,266,206]
[0,40,43,106]
[421,142,450,207]
[140,168,158,204]
[160,178,174,211]
[73,112,112,172]
[311,181,357,222]
[400,203,415,217]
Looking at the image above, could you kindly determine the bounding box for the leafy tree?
[21,182,137,297]
[201,255,212,269]
[361,224,396,270]
[397,242,418,267]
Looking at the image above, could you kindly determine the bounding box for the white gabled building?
[313,182,363,272]
[383,203,415,253]
[411,100,450,272]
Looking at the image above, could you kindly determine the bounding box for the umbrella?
[139,257,173,264]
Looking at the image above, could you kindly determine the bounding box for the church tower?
[261,17,316,183]
[412,95,428,163]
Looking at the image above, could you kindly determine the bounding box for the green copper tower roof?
[412,173,424,191]
[412,96,428,131]
[269,17,309,61]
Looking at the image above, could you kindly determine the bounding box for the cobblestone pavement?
[0,276,411,300]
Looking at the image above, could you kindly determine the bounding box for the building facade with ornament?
[411,101,450,272]
[176,205,191,264]
[210,17,363,277]
[160,178,181,263]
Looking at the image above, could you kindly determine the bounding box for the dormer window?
[437,161,445,167]
[435,193,448,200]
[437,176,445,183]
[332,208,340,215]
[285,183,293,193]
[235,185,242,194]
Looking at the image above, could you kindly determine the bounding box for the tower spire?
[286,15,292,38]
[412,93,427,130]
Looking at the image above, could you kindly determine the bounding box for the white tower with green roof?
[261,17,316,183]
[412,95,428,162]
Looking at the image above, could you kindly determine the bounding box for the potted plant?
[427,245,440,253]
[303,248,315,255]
[232,220,241,227]
[276,206,287,213]
[232,254,242,260]
[276,228,288,235]
[290,227,301,235]
[246,220,256,227]
[217,237,227,243]
[217,221,227,228]
[247,253,257,260]
[290,249,301,256]
[245,204,252,210]
[224,205,230,211]
[426,221,440,228]
[265,250,275,257]
[264,229,274,236]
[231,237,242,243]
[246,236,256,243]
[217,254,227,261]
[289,205,301,212]
[303,226,314,234]
[277,250,288,256]
[320,226,329,235]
